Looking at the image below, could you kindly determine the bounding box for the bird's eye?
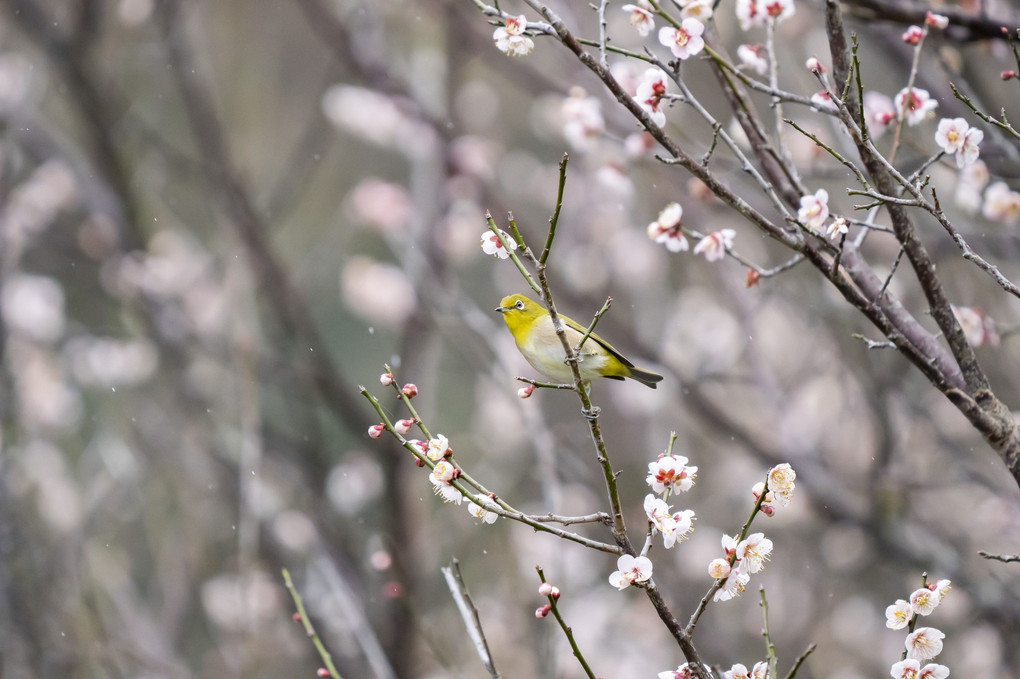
[515,300,524,310]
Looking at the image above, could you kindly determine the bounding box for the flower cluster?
[645,494,695,548]
[885,578,952,677]
[797,189,848,241]
[493,15,535,56]
[934,118,983,168]
[710,532,773,601]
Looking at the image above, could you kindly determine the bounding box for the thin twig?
[760,588,778,679]
[576,297,612,353]
[282,569,343,679]
[537,567,598,679]
[442,560,500,679]
[540,154,569,266]
[979,551,1020,563]
[783,643,817,679]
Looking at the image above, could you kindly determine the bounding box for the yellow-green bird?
[496,293,663,388]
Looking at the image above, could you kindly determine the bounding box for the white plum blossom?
[895,87,938,126]
[427,434,450,461]
[609,554,653,590]
[493,15,535,56]
[952,305,998,347]
[933,579,952,601]
[905,627,945,661]
[798,189,830,230]
[622,2,656,36]
[644,494,695,548]
[910,587,940,615]
[562,88,605,151]
[982,181,1020,224]
[693,229,736,262]
[429,460,463,504]
[713,559,750,602]
[750,662,768,679]
[481,229,518,259]
[658,19,705,60]
[647,454,698,493]
[467,494,499,524]
[708,558,731,579]
[737,44,768,74]
[810,90,837,111]
[647,203,690,252]
[935,117,983,167]
[890,659,950,679]
[659,664,702,679]
[634,67,670,127]
[736,532,773,573]
[826,216,849,240]
[725,664,751,679]
[681,0,714,22]
[736,0,795,29]
[759,0,795,23]
[886,599,914,630]
[864,91,896,137]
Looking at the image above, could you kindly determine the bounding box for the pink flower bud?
[317,669,330,678]
[1002,71,1017,81]
[925,11,948,28]
[761,504,775,516]
[368,424,385,439]
[902,25,923,44]
[538,582,554,596]
[380,372,394,386]
[518,384,535,399]
[535,604,552,618]
[394,418,414,434]
[751,481,765,500]
[292,612,301,622]
[402,383,418,398]
[549,586,561,600]
[414,458,425,467]
[805,57,825,74]
[409,439,428,454]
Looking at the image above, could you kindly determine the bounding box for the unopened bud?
[538,582,554,596]
[415,458,425,467]
[549,586,561,600]
[535,604,552,618]
[368,424,385,439]
[805,57,825,74]
[761,504,776,516]
[402,383,418,398]
[317,669,330,678]
[394,418,414,434]
[751,481,766,500]
[708,558,731,579]
[1002,70,1017,81]
[292,612,301,622]
[745,268,761,288]
[902,25,923,44]
[925,11,948,28]
[518,384,535,399]
[380,372,394,386]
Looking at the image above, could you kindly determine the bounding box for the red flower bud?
[402,383,418,398]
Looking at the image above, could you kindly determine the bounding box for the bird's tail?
[628,366,664,389]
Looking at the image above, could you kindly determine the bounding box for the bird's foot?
[581,405,601,420]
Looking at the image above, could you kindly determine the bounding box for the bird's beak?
[495,306,509,313]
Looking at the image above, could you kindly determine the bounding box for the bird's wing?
[560,314,636,368]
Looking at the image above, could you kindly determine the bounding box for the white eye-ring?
[515,299,524,310]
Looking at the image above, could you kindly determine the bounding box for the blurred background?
[1,0,1019,677]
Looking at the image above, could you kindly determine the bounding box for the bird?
[495,293,663,388]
